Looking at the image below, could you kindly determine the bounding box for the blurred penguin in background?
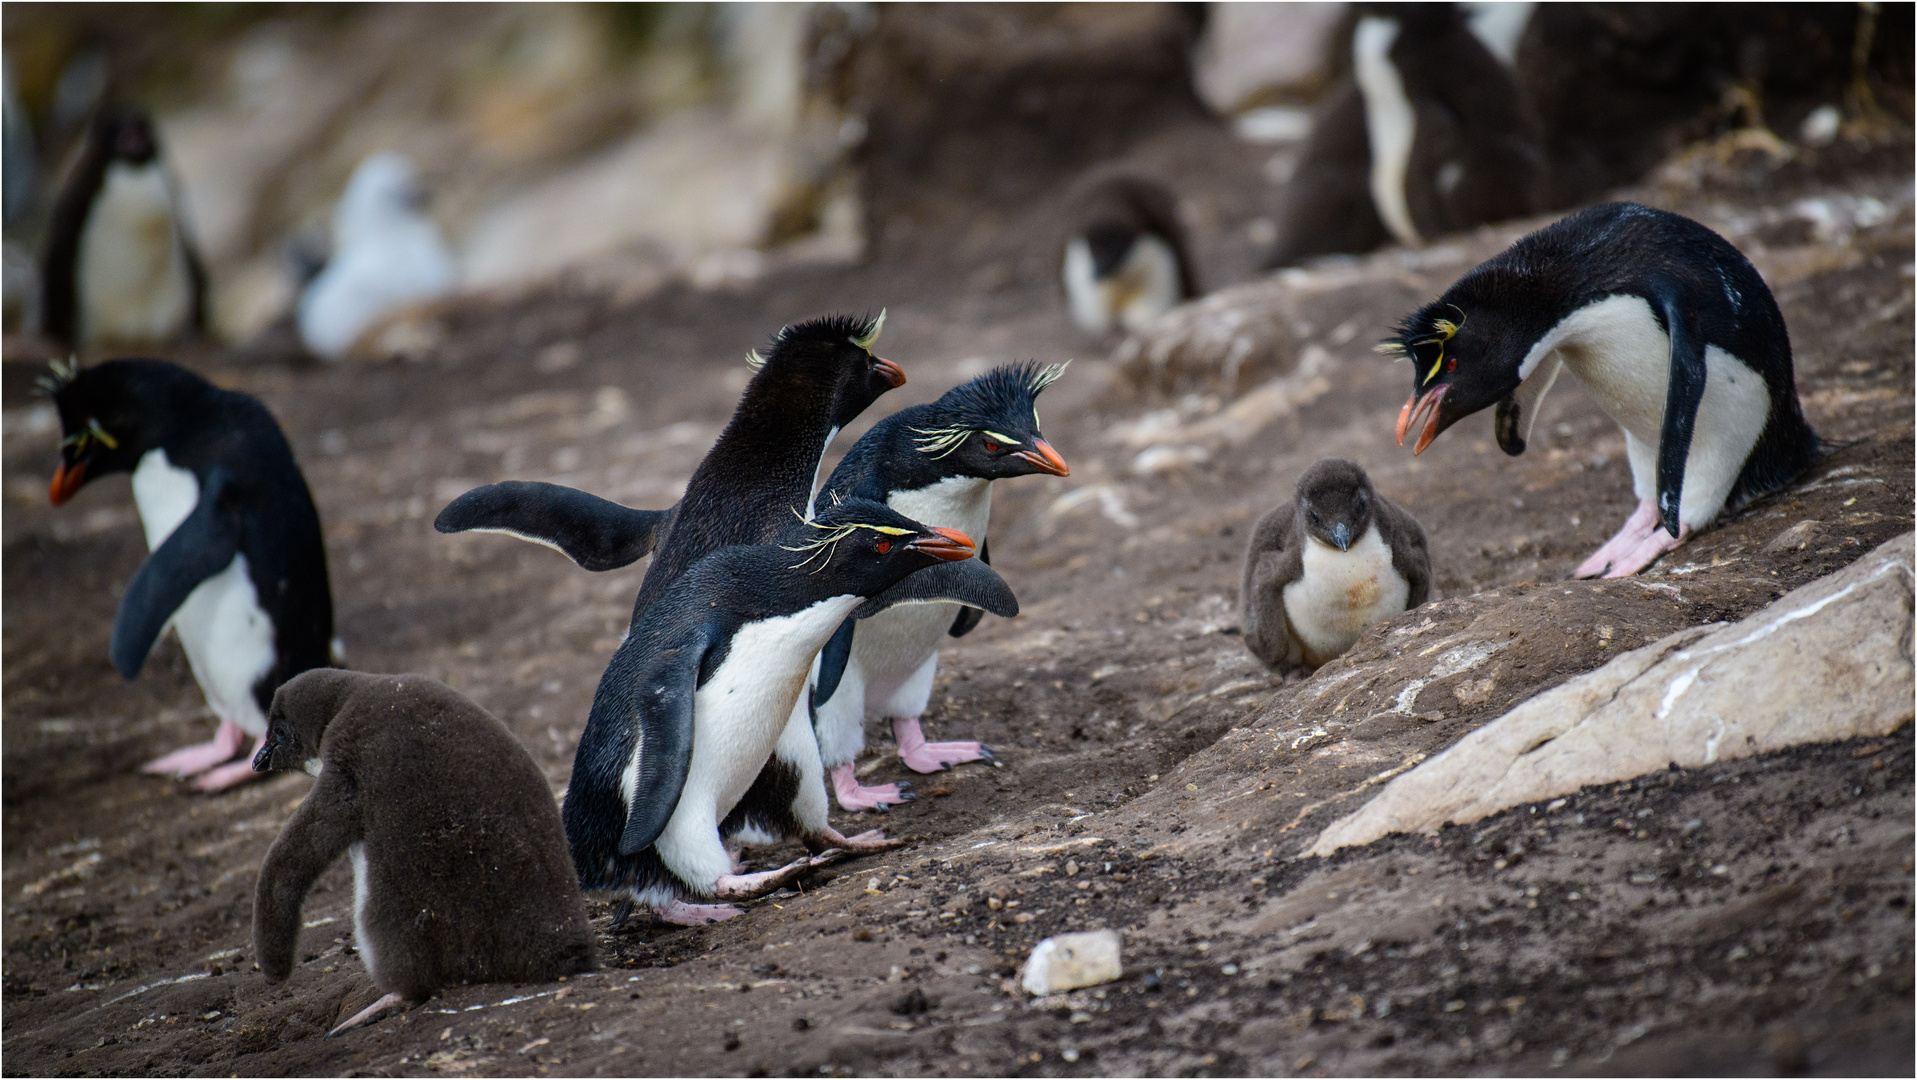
[4,54,39,336]
[297,152,454,361]
[1061,171,1197,336]
[41,107,207,349]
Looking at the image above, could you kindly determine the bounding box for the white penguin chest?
[1353,16,1420,247]
[1063,234,1182,334]
[79,161,192,345]
[848,478,994,687]
[1282,525,1409,663]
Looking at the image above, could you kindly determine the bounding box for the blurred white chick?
[297,152,453,360]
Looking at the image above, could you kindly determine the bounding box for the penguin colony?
[33,29,1831,1034]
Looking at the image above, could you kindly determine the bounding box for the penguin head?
[1294,458,1378,553]
[93,108,158,166]
[1383,283,1534,455]
[747,311,905,430]
[910,361,1072,480]
[782,496,975,590]
[335,152,429,247]
[255,669,366,772]
[42,359,202,504]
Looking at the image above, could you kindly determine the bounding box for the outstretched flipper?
[850,557,1018,622]
[947,538,993,638]
[111,467,240,680]
[615,630,707,857]
[434,481,674,572]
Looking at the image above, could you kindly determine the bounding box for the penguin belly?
[349,840,381,981]
[296,222,453,360]
[1281,525,1409,667]
[131,449,278,734]
[1532,294,1771,530]
[77,161,193,345]
[1113,234,1184,332]
[1353,16,1420,247]
[650,596,862,891]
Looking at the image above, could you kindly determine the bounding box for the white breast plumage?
[78,160,194,346]
[1353,16,1420,248]
[1282,524,1409,666]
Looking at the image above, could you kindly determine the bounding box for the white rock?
[1022,930,1123,995]
[1307,533,1915,857]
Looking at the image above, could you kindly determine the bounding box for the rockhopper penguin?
[1387,202,1820,577]
[252,669,594,1036]
[564,499,976,926]
[1062,172,1197,335]
[45,359,334,790]
[41,107,206,349]
[809,361,1071,810]
[1241,458,1431,672]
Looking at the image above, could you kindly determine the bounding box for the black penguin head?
[911,361,1072,480]
[782,496,975,592]
[254,669,363,772]
[94,108,159,166]
[43,359,204,504]
[746,311,904,431]
[1383,279,1536,455]
[1294,458,1378,553]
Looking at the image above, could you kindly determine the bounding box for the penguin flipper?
[851,558,1019,622]
[947,538,991,638]
[1239,503,1303,669]
[110,468,240,680]
[616,630,707,857]
[811,618,857,713]
[434,481,674,571]
[1652,288,1707,538]
[1494,353,1564,456]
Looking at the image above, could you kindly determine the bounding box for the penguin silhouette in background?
[566,500,976,926]
[1061,172,1198,335]
[253,670,594,1036]
[297,152,455,360]
[1240,458,1430,672]
[45,359,333,790]
[41,108,206,349]
[808,361,1071,811]
[1264,3,1543,268]
[1388,202,1820,577]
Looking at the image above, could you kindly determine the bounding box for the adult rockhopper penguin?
[1387,202,1820,577]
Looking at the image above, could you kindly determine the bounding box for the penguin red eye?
[1447,357,1457,371]
[875,540,891,554]
[984,441,999,453]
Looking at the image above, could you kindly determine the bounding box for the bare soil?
[3,126,1911,1076]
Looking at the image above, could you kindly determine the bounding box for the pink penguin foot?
[654,900,745,925]
[803,826,901,856]
[893,717,993,774]
[328,992,412,1037]
[1573,498,1662,579]
[1600,522,1692,578]
[141,719,249,778]
[830,763,912,811]
[188,735,269,792]
[714,856,814,900]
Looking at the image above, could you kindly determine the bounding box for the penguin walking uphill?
[809,361,1072,811]
[252,669,594,1036]
[46,359,334,790]
[565,499,977,926]
[1061,172,1197,335]
[1240,458,1431,673]
[41,108,206,349]
[1388,202,1820,577]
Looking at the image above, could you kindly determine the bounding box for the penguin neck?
[130,447,200,551]
[887,476,993,544]
[691,366,841,526]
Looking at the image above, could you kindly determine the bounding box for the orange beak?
[49,460,86,505]
[872,357,907,388]
[908,526,976,561]
[1395,385,1448,456]
[1013,438,1071,477]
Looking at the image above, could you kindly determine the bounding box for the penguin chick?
[1241,458,1430,672]
[40,107,206,349]
[809,361,1071,811]
[1061,172,1197,335]
[45,359,334,790]
[1388,202,1819,578]
[563,499,975,927]
[252,669,593,1036]
[297,152,455,360]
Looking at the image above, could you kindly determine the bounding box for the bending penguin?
[565,500,977,925]
[1240,458,1430,672]
[1061,172,1197,335]
[809,361,1072,810]
[41,107,206,349]
[1388,202,1820,577]
[46,359,334,789]
[253,669,594,1036]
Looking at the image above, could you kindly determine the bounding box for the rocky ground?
[2,127,1912,1076]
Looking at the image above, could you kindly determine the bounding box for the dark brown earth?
[3,121,1912,1076]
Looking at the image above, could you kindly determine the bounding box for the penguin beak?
[49,459,87,505]
[908,526,976,561]
[1331,522,1352,551]
[1012,438,1071,477]
[1396,384,1449,456]
[872,357,907,388]
[251,736,277,772]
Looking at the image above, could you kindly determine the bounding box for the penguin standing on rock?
[41,108,206,349]
[1061,173,1197,335]
[1387,202,1820,577]
[252,670,594,1036]
[45,359,334,790]
[809,361,1071,810]
[566,500,977,926]
[1241,458,1430,672]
